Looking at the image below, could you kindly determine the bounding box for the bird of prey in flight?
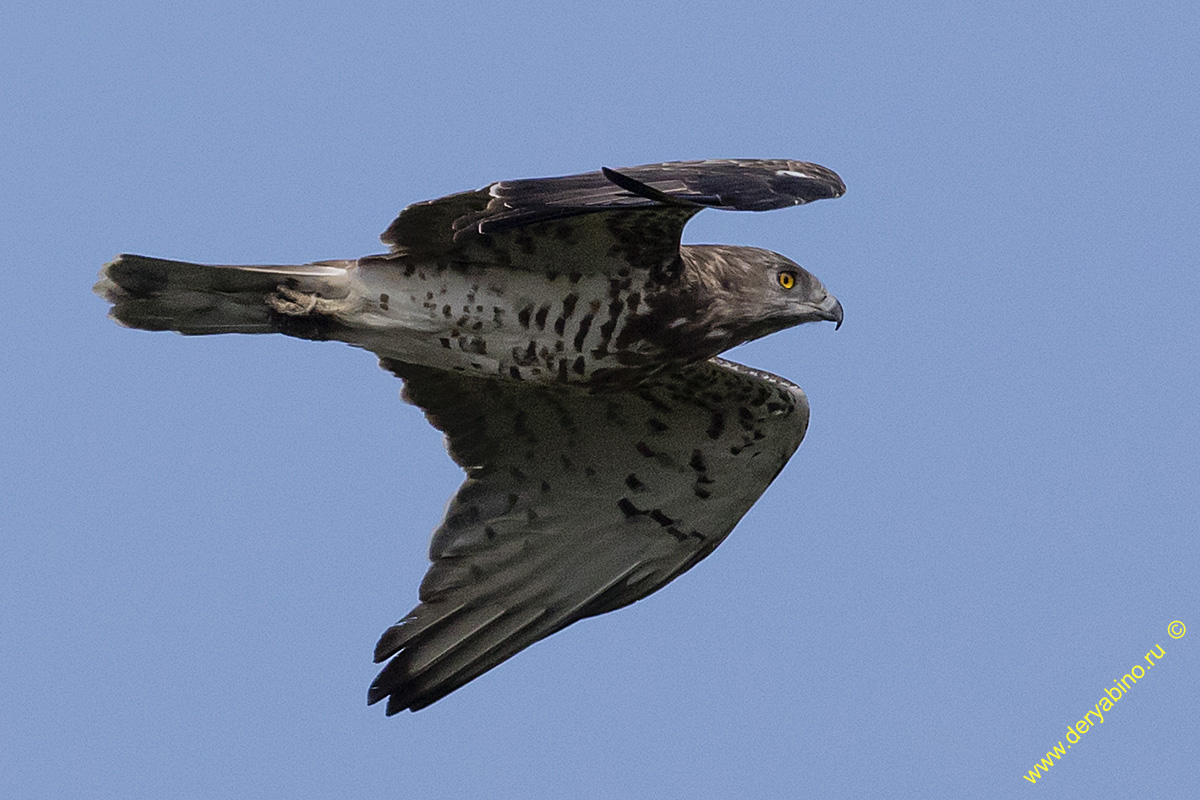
[95,159,846,713]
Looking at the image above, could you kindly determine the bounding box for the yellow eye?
[778,271,796,290]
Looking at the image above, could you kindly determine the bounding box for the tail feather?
[94,254,351,335]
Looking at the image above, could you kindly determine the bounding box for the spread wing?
[376,159,844,278]
[368,356,810,713]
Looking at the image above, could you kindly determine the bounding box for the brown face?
[769,259,842,327]
[613,245,842,369]
[723,251,842,346]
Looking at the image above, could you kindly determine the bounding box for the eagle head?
[680,244,842,351]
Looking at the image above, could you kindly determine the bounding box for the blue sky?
[3,2,1197,797]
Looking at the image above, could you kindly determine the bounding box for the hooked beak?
[817,293,844,330]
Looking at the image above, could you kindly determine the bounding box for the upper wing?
[369,356,810,712]
[376,159,844,277]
